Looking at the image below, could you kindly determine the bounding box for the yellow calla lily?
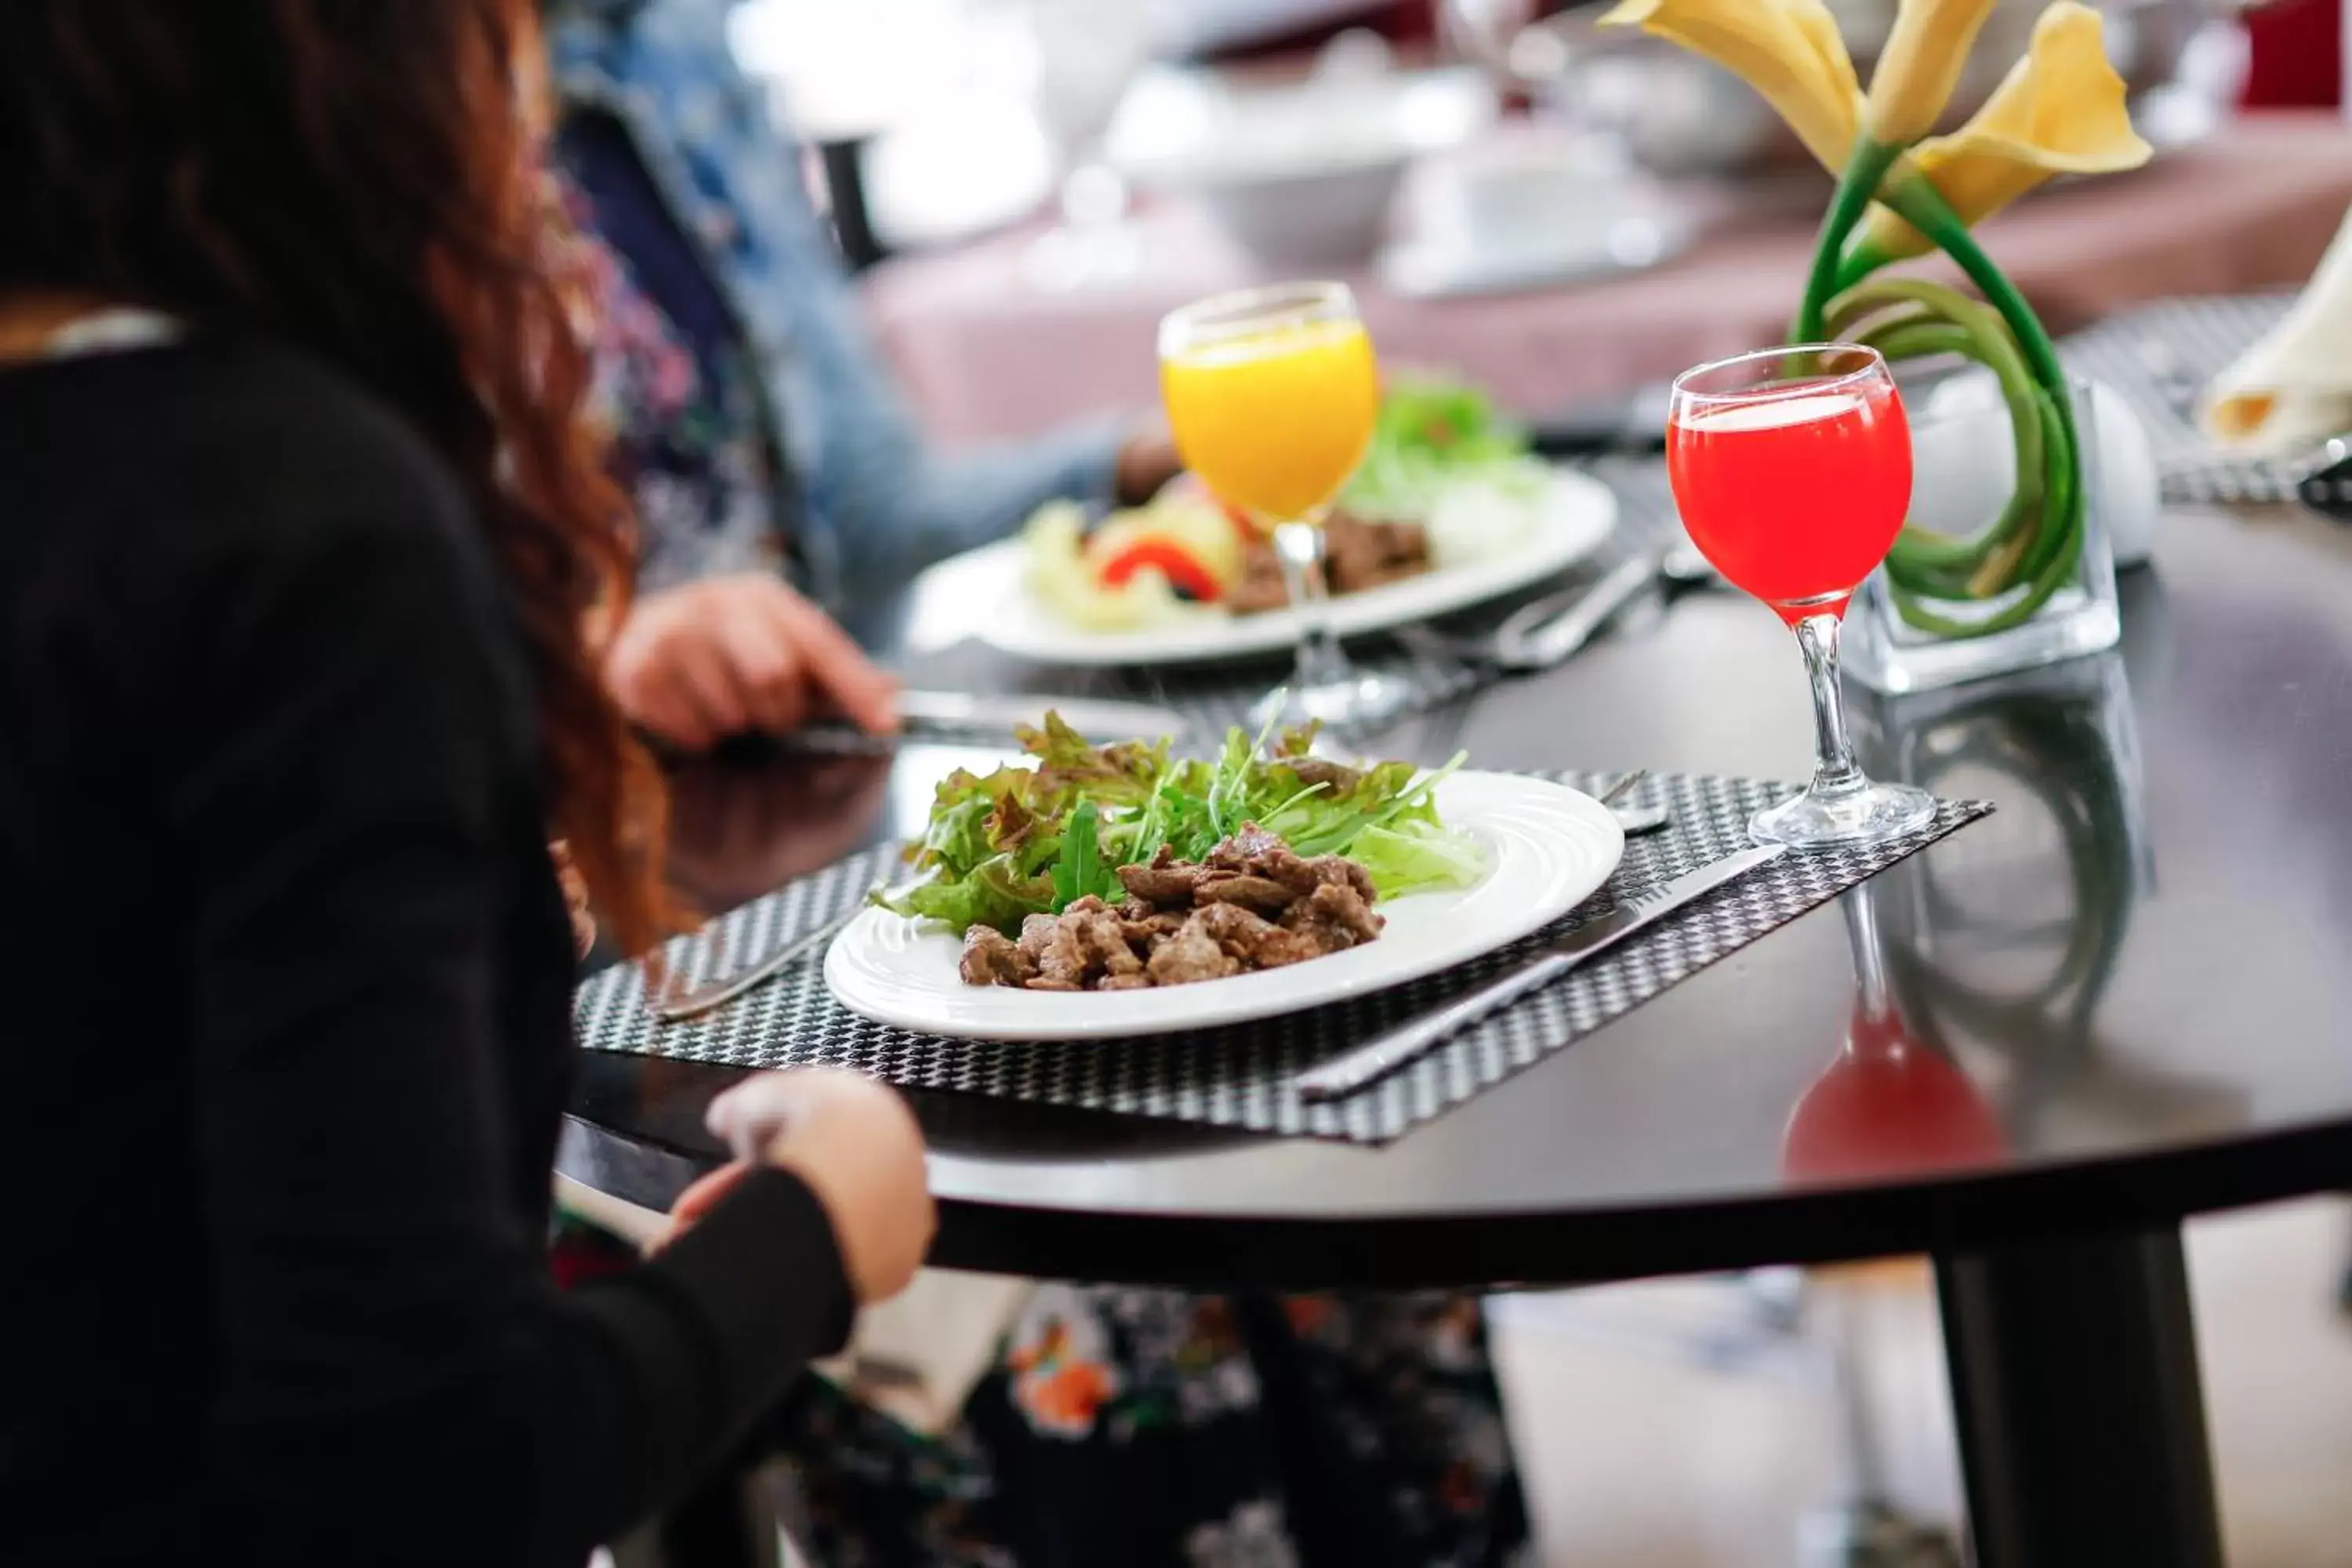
[1865,0,2004,145]
[1857,2,2154,262]
[1599,0,1863,173]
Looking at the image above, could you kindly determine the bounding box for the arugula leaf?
[1051,800,1105,912]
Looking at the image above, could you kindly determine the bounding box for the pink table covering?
[862,113,2352,444]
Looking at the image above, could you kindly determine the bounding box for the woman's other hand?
[676,1069,934,1305]
[606,574,900,752]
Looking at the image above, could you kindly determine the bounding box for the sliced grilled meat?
[959,926,1033,987]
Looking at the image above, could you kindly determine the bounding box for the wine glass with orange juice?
[1159,281,1410,731]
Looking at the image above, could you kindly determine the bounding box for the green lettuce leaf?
[1015,713,1170,808]
[1343,375,1539,522]
[1345,819,1490,898]
[882,853,1055,935]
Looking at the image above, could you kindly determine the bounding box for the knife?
[1490,552,1664,671]
[896,689,1189,740]
[1294,843,1790,1103]
[786,690,1192,754]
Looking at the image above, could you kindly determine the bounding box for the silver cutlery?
[1594,768,1669,836]
[2132,336,2203,419]
[1294,843,1788,1102]
[788,691,1192,754]
[892,689,1189,741]
[652,875,927,1023]
[1403,551,1664,672]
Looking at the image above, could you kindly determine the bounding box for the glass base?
[1751,779,1935,850]
[1250,670,1416,735]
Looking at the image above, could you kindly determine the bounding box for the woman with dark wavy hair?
[0,4,932,1564]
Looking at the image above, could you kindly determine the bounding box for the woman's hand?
[672,1069,934,1305]
[606,574,900,753]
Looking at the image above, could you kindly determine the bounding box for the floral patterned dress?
[757,1287,1527,1568]
[550,120,1530,1568]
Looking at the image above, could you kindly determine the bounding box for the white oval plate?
[823,771,1624,1042]
[959,466,1617,669]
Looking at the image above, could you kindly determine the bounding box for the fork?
[652,874,928,1023]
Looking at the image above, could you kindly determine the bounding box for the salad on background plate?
[1025,375,1563,634]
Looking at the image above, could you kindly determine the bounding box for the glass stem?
[1841,878,1893,1022]
[1274,519,1348,691]
[1795,612,1864,800]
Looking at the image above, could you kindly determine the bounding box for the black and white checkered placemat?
[575,771,1989,1145]
[2060,292,2312,506]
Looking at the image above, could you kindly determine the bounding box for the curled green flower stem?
[1885,177,2079,459]
[1795,138,1904,344]
[1816,178,2086,637]
[1863,322,2012,598]
[2008,383,2079,586]
[1825,274,1975,333]
[1831,236,1896,298]
[1896,296,2052,583]
[1829,299,1933,345]
[1823,278,2047,593]
[1889,383,2074,633]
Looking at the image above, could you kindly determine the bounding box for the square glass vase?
[1845,379,2119,695]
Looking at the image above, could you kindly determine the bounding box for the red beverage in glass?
[1667,378,1912,622]
[1664,344,1932,848]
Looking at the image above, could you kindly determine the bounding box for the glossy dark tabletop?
[564,504,2352,1288]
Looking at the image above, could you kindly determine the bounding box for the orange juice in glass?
[1157,281,1406,730]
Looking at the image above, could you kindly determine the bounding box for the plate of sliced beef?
[823,771,1625,1042]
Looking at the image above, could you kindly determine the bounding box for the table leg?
[1933,1225,2223,1568]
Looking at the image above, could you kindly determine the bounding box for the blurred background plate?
[945,465,1617,666]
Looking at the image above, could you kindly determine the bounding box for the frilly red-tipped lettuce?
[880,714,1489,934]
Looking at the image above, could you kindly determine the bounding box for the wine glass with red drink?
[1666,344,1934,848]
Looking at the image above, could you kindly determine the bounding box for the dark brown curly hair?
[0,0,673,954]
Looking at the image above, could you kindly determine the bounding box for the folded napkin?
[2201,202,2352,454]
[551,1176,1032,1436]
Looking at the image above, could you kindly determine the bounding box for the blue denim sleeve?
[748,151,1127,601]
[557,0,1128,604]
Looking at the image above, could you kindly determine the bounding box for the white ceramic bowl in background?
[1114,61,1495,268]
[1198,159,1409,267]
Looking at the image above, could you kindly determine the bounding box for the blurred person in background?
[544,2,1530,1564]
[0,3,932,1564]
[547,0,1181,754]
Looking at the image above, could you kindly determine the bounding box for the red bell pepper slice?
[1096,539,1223,601]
